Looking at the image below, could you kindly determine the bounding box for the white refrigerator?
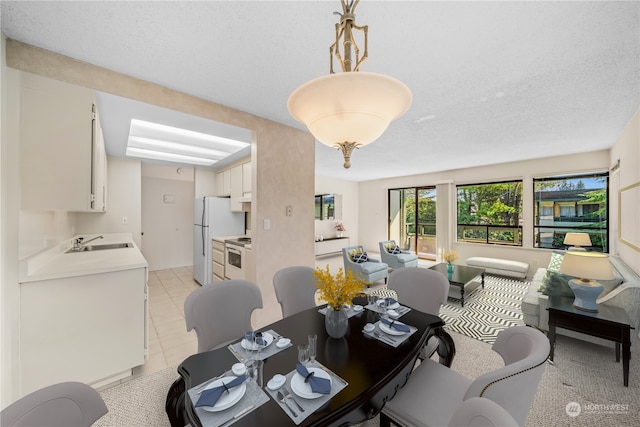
[194,197,245,285]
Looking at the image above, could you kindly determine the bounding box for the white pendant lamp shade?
[288,72,412,148]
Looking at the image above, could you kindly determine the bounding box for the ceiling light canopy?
[125,119,250,166]
[288,0,412,169]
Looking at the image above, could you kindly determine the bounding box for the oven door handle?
[227,246,241,255]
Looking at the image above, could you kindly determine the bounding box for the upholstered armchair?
[379,240,418,269]
[342,245,389,284]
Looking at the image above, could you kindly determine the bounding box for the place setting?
[318,303,364,319]
[227,329,292,361]
[265,334,348,425]
[362,314,418,347]
[365,294,412,318]
[186,360,270,426]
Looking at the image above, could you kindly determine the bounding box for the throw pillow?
[389,245,402,255]
[538,251,566,292]
[547,251,565,272]
[542,272,577,298]
[354,252,369,263]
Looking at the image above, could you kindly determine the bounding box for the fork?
[374,331,395,345]
[284,387,305,412]
[277,390,297,417]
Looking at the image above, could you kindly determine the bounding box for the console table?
[547,295,633,386]
[315,236,349,257]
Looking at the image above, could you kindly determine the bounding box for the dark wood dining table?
[166,299,446,426]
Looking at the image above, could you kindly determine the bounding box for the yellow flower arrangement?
[314,265,367,310]
[443,250,459,264]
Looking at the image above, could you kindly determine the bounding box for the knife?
[228,344,244,361]
[220,404,255,426]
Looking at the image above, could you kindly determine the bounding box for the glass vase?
[447,263,454,274]
[325,306,349,339]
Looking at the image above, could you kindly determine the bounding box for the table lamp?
[560,252,614,312]
[563,232,592,251]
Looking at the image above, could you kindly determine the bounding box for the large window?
[533,173,608,252]
[457,181,523,246]
[389,187,436,259]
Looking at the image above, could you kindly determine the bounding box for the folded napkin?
[380,317,410,332]
[295,364,331,394]
[244,331,266,346]
[385,297,397,305]
[195,375,246,408]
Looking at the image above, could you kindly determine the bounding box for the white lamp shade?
[287,71,412,147]
[563,232,592,247]
[560,252,614,281]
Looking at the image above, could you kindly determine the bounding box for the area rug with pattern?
[373,274,529,344]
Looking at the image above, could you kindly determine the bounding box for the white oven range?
[224,237,250,280]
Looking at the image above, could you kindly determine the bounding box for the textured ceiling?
[2,1,639,181]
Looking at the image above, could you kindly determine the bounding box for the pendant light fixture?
[287,0,412,169]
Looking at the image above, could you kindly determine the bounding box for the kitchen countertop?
[212,234,245,243]
[19,233,148,283]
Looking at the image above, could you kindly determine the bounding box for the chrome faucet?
[82,235,104,246]
[72,235,103,251]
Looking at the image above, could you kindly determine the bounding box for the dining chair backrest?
[464,326,550,426]
[1,381,108,427]
[184,280,263,353]
[448,397,518,427]
[388,267,449,315]
[273,266,318,318]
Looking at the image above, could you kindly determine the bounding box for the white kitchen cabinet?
[216,169,231,197]
[20,267,147,395]
[212,240,225,282]
[315,237,350,257]
[230,164,243,212]
[242,161,252,196]
[19,72,107,212]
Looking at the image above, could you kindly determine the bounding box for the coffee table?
[429,263,485,307]
[547,295,633,387]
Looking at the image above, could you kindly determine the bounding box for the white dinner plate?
[291,367,332,399]
[379,321,408,336]
[241,332,274,351]
[200,376,247,412]
[378,299,400,310]
[353,305,363,312]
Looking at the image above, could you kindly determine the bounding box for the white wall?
[140,164,194,270]
[358,150,611,277]
[609,110,640,273]
[75,157,142,245]
[194,166,217,198]
[315,176,359,244]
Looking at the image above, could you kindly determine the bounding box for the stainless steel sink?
[66,242,133,253]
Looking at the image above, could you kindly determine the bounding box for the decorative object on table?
[314,265,367,338]
[334,220,346,238]
[563,232,591,251]
[287,0,412,169]
[443,249,458,274]
[560,252,614,312]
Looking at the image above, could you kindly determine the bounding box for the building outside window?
[456,180,523,246]
[533,172,609,252]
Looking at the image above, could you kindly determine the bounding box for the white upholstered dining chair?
[273,265,318,318]
[0,381,108,427]
[388,267,452,363]
[184,280,263,353]
[447,397,518,427]
[380,325,550,427]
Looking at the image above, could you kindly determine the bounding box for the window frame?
[456,179,523,246]
[532,172,609,253]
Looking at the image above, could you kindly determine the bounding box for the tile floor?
[133,253,436,379]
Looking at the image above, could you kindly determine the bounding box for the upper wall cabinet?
[20,72,107,212]
[216,169,231,197]
[216,159,251,212]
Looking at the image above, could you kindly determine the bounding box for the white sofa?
[520,255,640,350]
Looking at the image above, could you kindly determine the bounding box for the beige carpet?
[95,329,639,426]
